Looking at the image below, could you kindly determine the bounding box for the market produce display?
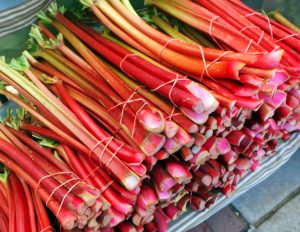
[0,0,300,231]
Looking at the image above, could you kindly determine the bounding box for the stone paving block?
[256,193,300,232]
[205,207,247,232]
[232,151,300,225]
[188,222,212,232]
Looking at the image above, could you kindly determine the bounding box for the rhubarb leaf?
[29,25,47,47]
[79,0,94,10]
[0,168,9,183]
[10,56,29,72]
[48,2,67,16]
[38,137,59,148]
[16,108,25,121]
[0,81,7,90]
[37,11,53,25]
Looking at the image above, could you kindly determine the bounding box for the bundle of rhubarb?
[0,115,109,230]
[78,0,300,196]
[0,169,52,231]
[0,0,299,231]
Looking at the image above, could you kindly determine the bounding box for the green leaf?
[2,107,23,129]
[27,37,40,52]
[71,7,85,20]
[29,25,47,47]
[37,11,53,25]
[79,0,94,10]
[48,2,67,16]
[10,56,30,72]
[6,108,13,119]
[171,18,180,31]
[59,5,67,15]
[38,137,59,148]
[141,7,159,28]
[0,81,8,90]
[39,73,58,85]
[0,168,10,183]
[46,33,63,49]
[16,108,25,121]
[31,133,44,140]
[18,93,30,103]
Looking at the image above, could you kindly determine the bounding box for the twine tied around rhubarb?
[240,25,260,32]
[131,101,149,138]
[99,180,115,193]
[111,126,123,139]
[165,105,182,121]
[119,50,185,113]
[35,171,84,217]
[275,33,300,43]
[244,12,273,39]
[132,85,147,93]
[89,136,114,167]
[89,136,126,176]
[212,51,233,63]
[157,39,180,61]
[198,45,211,80]
[209,16,224,49]
[108,90,148,136]
[56,181,83,217]
[83,164,102,181]
[83,161,115,193]
[35,171,76,194]
[271,45,282,52]
[84,158,115,193]
[45,177,81,206]
[151,74,187,106]
[122,85,149,137]
[239,25,265,45]
[39,226,55,232]
[257,31,265,45]
[244,39,254,53]
[198,46,232,80]
[107,143,125,167]
[119,53,140,76]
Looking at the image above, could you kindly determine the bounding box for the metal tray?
[0,0,51,37]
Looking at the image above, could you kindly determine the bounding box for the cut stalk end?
[253,50,284,69]
[122,174,141,191]
[139,107,166,133]
[180,107,209,124]
[141,133,166,156]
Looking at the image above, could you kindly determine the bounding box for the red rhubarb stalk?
[111,0,283,68]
